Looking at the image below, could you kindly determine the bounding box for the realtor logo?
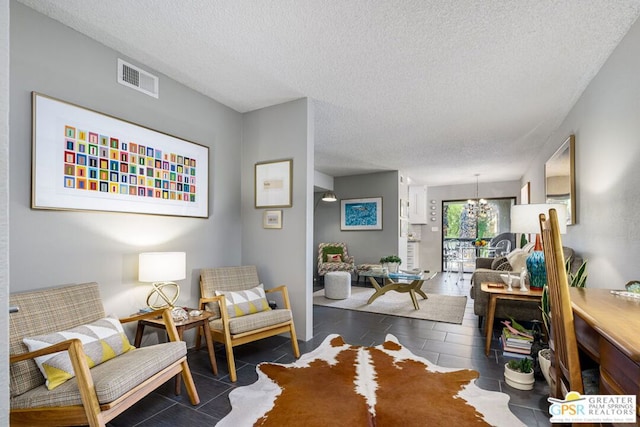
[549,391,636,423]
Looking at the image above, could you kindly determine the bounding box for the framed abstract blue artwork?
[340,197,382,231]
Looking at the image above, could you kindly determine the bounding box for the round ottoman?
[324,271,352,299]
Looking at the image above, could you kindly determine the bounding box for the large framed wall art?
[340,197,383,231]
[254,159,293,208]
[32,92,209,218]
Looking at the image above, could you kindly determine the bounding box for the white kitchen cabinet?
[409,185,427,224]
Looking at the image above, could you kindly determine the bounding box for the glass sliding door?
[442,197,515,272]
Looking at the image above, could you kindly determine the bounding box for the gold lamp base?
[146,282,180,309]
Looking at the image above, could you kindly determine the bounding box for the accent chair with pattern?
[317,242,355,279]
[9,282,199,427]
[198,265,300,382]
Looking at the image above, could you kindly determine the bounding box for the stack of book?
[500,327,533,359]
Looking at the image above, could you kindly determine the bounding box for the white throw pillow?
[506,249,528,273]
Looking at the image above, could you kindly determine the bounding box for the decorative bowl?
[500,274,520,286]
[625,281,640,293]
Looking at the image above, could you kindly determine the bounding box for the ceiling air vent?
[117,59,159,98]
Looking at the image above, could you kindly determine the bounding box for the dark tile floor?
[108,273,551,426]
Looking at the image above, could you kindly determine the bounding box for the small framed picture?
[263,210,282,229]
[255,159,293,208]
[400,199,408,218]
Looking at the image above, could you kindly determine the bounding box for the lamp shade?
[321,191,337,202]
[511,204,567,234]
[139,252,186,282]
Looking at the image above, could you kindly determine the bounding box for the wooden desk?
[570,288,640,422]
[481,283,543,356]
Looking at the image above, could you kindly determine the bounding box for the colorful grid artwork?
[62,126,197,203]
[33,92,209,217]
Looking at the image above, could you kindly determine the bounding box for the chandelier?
[465,174,491,219]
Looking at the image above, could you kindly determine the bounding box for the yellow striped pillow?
[23,316,135,390]
[215,284,272,318]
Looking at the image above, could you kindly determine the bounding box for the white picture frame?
[32,92,209,218]
[340,197,383,231]
[263,210,283,229]
[255,159,293,208]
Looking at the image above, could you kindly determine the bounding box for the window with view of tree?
[443,198,515,271]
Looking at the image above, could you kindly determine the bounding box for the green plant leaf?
[507,357,533,373]
[508,317,528,334]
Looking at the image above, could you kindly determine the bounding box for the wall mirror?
[545,135,576,225]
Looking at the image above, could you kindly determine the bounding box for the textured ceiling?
[18,0,640,186]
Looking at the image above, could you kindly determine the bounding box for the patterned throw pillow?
[495,261,513,271]
[491,256,511,271]
[322,246,344,262]
[23,316,135,390]
[327,254,343,262]
[215,284,272,318]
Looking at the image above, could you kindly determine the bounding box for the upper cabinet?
[409,185,427,224]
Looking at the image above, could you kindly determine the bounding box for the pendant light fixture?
[465,174,491,219]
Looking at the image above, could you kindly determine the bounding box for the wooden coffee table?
[359,271,436,310]
[481,282,543,356]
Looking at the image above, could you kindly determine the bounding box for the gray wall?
[241,99,314,340]
[314,171,400,271]
[522,15,640,289]
[10,3,243,321]
[1,0,9,420]
[420,180,521,273]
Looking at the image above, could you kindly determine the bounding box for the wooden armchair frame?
[539,208,584,398]
[10,309,199,427]
[199,282,300,382]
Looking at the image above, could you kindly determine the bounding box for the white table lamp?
[139,252,186,309]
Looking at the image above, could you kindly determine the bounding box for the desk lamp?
[138,252,186,309]
[511,204,567,289]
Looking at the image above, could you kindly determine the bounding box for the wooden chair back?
[539,208,584,397]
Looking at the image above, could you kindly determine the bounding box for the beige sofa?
[470,246,582,327]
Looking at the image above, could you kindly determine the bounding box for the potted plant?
[504,358,535,390]
[379,255,402,273]
[538,348,553,387]
[540,258,588,337]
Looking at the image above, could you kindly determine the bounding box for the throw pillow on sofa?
[506,248,528,272]
[491,256,512,271]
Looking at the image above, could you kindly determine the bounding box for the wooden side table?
[134,309,218,393]
[480,283,543,356]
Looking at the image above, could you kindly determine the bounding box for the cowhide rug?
[218,334,525,427]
